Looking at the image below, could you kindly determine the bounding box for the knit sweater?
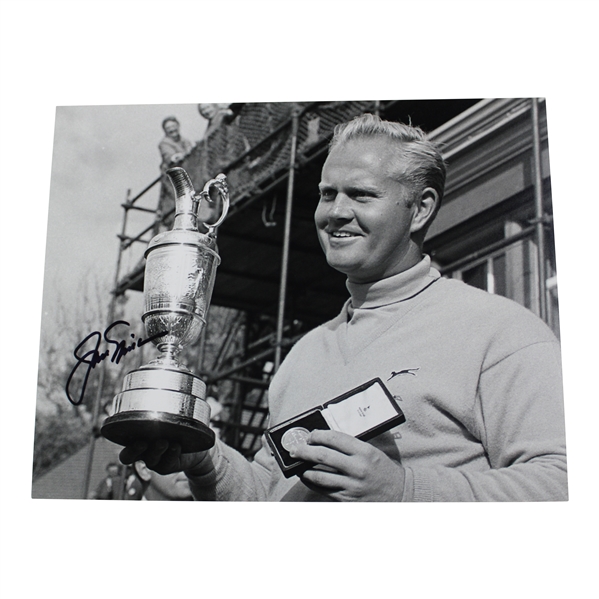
[188,257,568,501]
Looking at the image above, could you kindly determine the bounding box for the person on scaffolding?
[154,116,195,234]
[159,116,194,173]
[121,113,567,502]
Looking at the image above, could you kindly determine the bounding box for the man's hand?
[119,440,208,477]
[289,429,405,502]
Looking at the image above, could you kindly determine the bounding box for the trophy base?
[101,410,215,453]
[101,365,215,454]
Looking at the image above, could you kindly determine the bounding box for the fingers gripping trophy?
[101,167,229,453]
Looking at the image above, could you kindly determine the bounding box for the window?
[433,212,559,338]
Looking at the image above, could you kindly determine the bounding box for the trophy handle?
[198,174,230,234]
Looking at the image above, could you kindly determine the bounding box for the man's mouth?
[328,230,359,239]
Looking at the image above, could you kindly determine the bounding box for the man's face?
[198,103,218,121]
[164,120,180,141]
[315,136,418,284]
[149,471,192,500]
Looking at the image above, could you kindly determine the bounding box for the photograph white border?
[1,1,597,597]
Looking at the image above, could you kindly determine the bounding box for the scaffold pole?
[531,98,548,321]
[274,108,300,372]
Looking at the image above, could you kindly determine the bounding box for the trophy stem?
[162,344,180,361]
[149,344,182,368]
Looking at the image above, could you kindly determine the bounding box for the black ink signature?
[65,320,167,406]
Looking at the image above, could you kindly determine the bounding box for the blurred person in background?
[91,462,122,500]
[134,461,193,501]
[155,116,196,235]
[159,116,195,173]
[123,465,144,500]
[197,103,235,138]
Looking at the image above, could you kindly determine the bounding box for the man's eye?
[352,190,376,200]
[319,190,335,201]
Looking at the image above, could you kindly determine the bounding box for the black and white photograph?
[31,98,567,503]
[2,1,598,598]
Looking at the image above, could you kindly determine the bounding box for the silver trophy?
[101,167,229,453]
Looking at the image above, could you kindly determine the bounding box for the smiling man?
[315,133,439,283]
[121,113,567,502]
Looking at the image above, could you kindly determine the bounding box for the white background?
[1,1,597,598]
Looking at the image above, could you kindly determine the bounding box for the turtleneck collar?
[346,255,440,312]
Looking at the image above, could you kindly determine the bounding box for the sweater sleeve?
[185,436,276,501]
[158,139,175,169]
[404,340,568,502]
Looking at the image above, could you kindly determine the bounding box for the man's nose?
[328,194,353,220]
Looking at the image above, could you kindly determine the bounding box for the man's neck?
[347,249,424,286]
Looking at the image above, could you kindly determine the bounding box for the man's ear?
[134,461,152,483]
[410,187,439,234]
